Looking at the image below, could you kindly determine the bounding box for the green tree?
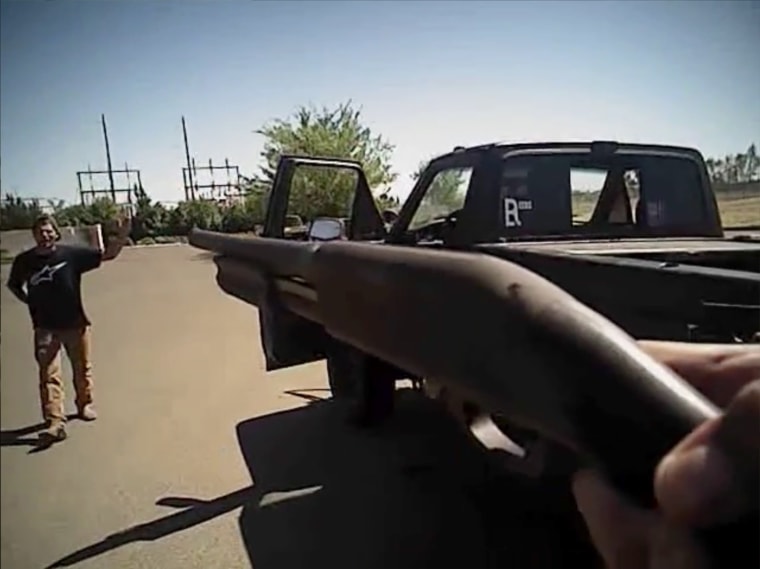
[0,194,43,230]
[407,159,471,226]
[220,202,250,233]
[376,192,400,211]
[707,144,759,184]
[55,204,93,226]
[87,197,121,225]
[131,184,168,240]
[47,199,67,219]
[254,101,397,220]
[743,144,759,181]
[240,180,270,224]
[166,199,222,235]
[411,159,467,208]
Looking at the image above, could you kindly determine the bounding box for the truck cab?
[386,141,724,248]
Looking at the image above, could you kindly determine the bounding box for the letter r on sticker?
[504,198,522,228]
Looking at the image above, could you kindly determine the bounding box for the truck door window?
[284,166,358,239]
[408,167,473,231]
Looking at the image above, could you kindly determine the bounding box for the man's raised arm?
[100,217,132,262]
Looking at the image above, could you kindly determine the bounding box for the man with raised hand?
[6,214,131,446]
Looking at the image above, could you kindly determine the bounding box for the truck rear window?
[499,152,707,237]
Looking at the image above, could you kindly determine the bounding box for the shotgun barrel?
[189,228,716,498]
[189,228,757,567]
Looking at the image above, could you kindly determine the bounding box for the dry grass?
[718,196,760,228]
[571,195,760,229]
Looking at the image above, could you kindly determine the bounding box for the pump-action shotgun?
[189,228,758,568]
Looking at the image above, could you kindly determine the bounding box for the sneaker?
[38,422,67,447]
[78,404,98,421]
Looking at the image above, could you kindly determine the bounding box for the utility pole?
[180,115,242,203]
[182,116,195,200]
[101,114,116,202]
[77,114,141,211]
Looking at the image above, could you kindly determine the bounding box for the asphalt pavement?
[1,245,596,569]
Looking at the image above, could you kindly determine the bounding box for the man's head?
[32,215,61,252]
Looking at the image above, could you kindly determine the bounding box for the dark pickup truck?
[265,141,757,350]
[195,137,759,428]
[197,139,760,404]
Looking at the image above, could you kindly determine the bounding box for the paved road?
[1,246,595,569]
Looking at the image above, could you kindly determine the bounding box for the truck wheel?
[325,346,363,400]
[326,343,396,427]
[351,365,395,428]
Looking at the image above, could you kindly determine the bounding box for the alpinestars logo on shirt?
[29,261,68,287]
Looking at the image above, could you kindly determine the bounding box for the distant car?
[282,214,308,240]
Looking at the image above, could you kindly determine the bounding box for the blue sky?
[1,0,758,204]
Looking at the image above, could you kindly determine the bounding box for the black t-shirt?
[7,245,102,329]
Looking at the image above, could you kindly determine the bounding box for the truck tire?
[351,364,395,428]
[325,345,363,400]
[326,343,397,427]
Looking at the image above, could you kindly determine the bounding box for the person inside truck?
[588,168,634,226]
[381,208,399,230]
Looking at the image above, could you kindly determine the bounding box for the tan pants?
[34,327,94,424]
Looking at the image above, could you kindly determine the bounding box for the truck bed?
[494,237,760,255]
[481,236,760,275]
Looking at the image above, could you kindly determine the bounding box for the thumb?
[572,468,653,569]
[655,380,760,527]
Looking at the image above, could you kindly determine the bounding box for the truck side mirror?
[308,218,344,241]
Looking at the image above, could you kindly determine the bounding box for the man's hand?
[102,215,132,261]
[572,341,760,569]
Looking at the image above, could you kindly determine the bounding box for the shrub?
[154,235,185,244]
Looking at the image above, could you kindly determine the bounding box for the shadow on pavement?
[47,390,599,569]
[236,390,599,569]
[282,388,331,404]
[1,414,78,449]
[46,486,256,568]
[1,423,45,448]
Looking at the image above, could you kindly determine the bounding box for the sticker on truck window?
[504,197,533,228]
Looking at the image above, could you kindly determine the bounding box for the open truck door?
[258,155,386,373]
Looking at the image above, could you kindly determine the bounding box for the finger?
[648,522,710,569]
[572,469,652,569]
[638,341,760,407]
[709,380,760,516]
[574,469,710,569]
[656,380,760,526]
[655,427,735,527]
[714,379,760,473]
